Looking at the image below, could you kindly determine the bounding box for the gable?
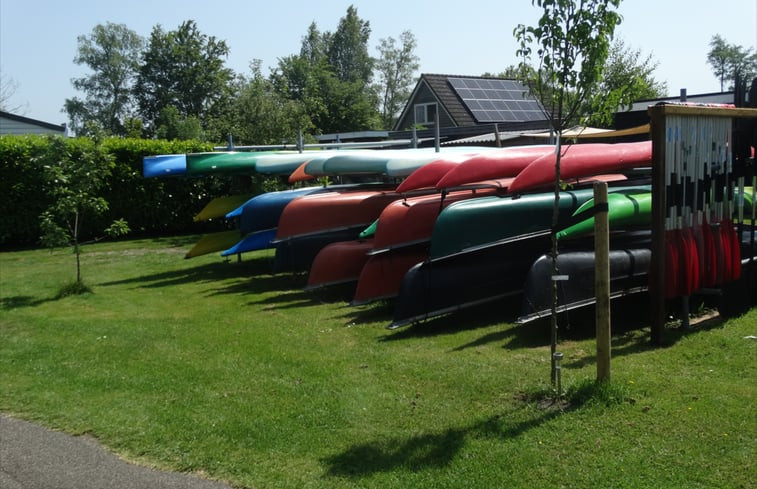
[0,111,66,135]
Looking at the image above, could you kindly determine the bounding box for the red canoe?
[434,145,554,189]
[372,182,511,253]
[395,153,476,193]
[306,239,374,289]
[275,189,405,241]
[351,248,429,305]
[507,141,652,194]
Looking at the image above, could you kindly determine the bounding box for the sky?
[1,0,756,126]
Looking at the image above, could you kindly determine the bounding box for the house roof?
[394,74,547,130]
[0,110,66,133]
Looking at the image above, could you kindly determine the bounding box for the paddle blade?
[664,231,680,299]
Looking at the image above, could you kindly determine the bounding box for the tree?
[63,22,144,136]
[515,0,622,386]
[0,72,28,114]
[374,31,420,129]
[707,34,757,92]
[39,137,129,294]
[134,20,234,137]
[586,39,667,127]
[271,6,380,134]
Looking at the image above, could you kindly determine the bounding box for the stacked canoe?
[143,140,754,328]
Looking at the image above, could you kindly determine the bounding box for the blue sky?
[1,0,755,125]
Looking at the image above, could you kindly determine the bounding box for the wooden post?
[648,106,667,345]
[594,182,611,382]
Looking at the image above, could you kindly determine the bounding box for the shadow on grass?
[1,295,57,310]
[323,400,568,478]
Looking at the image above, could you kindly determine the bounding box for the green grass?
[1,236,755,488]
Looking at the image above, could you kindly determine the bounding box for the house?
[0,111,66,136]
[393,74,550,137]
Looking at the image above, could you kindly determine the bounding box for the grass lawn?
[1,236,755,488]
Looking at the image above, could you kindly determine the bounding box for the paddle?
[681,116,700,295]
[726,126,741,281]
[698,117,717,288]
[664,118,680,299]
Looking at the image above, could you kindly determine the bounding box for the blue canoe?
[226,187,326,235]
[221,228,278,256]
[142,154,187,178]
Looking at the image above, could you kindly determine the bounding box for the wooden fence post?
[594,182,611,382]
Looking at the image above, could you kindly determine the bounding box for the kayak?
[220,228,277,256]
[227,187,325,235]
[433,145,555,189]
[428,185,647,259]
[556,191,652,240]
[351,247,429,305]
[185,230,243,259]
[507,141,652,193]
[194,195,254,222]
[186,151,291,176]
[306,239,375,289]
[517,248,652,323]
[143,154,186,177]
[370,183,511,254]
[274,189,405,241]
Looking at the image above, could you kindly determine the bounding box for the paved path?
[0,414,234,489]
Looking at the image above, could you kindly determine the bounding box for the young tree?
[63,23,144,136]
[515,0,622,386]
[707,34,757,92]
[375,31,420,129]
[586,39,668,127]
[134,20,234,136]
[39,137,129,294]
[0,72,28,115]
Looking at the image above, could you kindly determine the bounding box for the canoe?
[394,154,473,192]
[194,195,254,222]
[143,154,186,177]
[227,187,325,235]
[390,233,551,328]
[220,228,277,256]
[351,247,429,305]
[556,191,652,240]
[306,239,375,289]
[517,248,652,323]
[254,151,335,175]
[428,185,648,260]
[185,230,243,259]
[289,150,379,182]
[273,228,367,273]
[186,151,290,176]
[433,145,555,189]
[507,141,652,193]
[370,183,511,254]
[274,189,405,241]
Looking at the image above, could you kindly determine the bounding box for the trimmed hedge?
[0,135,256,247]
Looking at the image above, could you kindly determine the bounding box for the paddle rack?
[648,101,757,344]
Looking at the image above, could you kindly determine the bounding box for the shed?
[0,111,66,135]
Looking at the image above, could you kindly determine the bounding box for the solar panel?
[448,78,546,123]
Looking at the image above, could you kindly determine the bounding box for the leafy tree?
[586,39,667,127]
[515,0,622,386]
[38,137,129,293]
[134,20,234,137]
[271,6,380,134]
[374,31,420,129]
[707,34,757,92]
[327,5,374,84]
[63,22,144,136]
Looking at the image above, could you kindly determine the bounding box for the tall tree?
[63,22,144,136]
[327,5,373,84]
[586,39,667,127]
[134,20,234,136]
[707,34,757,92]
[515,0,622,386]
[374,31,420,129]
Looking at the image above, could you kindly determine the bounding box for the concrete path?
[0,414,234,489]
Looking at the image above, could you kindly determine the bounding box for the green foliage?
[707,34,757,92]
[0,135,226,247]
[134,20,234,136]
[64,22,144,137]
[55,279,92,298]
[585,39,668,127]
[375,31,420,129]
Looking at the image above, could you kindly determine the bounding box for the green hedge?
[0,135,254,247]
